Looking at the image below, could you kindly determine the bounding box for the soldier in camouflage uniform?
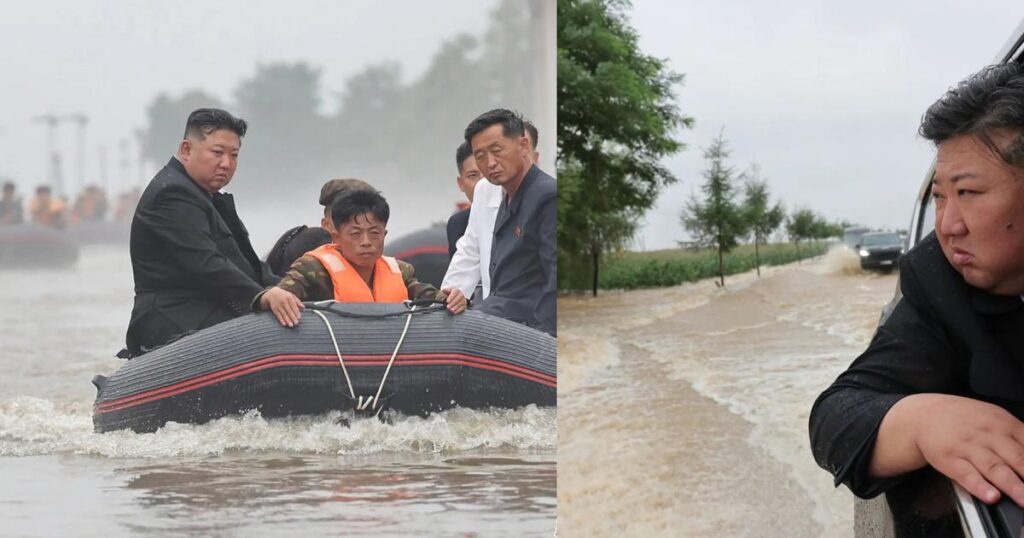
[255,189,467,326]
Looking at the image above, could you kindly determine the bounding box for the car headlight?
[858,249,870,257]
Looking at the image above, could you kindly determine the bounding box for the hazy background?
[629,1,1023,250]
[0,0,556,250]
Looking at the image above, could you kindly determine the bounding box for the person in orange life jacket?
[256,189,468,326]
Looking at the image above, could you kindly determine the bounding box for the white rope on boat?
[310,309,357,400]
[362,304,417,414]
[311,303,418,416]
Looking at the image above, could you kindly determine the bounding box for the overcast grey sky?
[629,1,1024,250]
[0,0,499,226]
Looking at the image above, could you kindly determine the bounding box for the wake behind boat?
[93,301,556,433]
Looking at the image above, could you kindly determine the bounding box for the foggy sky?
[629,1,1023,250]
[0,0,507,246]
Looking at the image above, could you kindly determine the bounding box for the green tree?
[787,207,818,259]
[141,90,224,167]
[739,163,785,277]
[231,62,332,200]
[681,133,746,287]
[558,0,692,295]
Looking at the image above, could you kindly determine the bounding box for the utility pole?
[119,137,130,192]
[32,113,63,197]
[528,0,556,176]
[63,113,89,198]
[98,146,109,194]
[134,128,146,188]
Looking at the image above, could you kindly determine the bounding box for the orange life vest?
[306,244,409,303]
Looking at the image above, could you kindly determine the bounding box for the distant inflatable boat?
[0,224,79,268]
[68,220,130,245]
[384,223,449,288]
[92,301,556,433]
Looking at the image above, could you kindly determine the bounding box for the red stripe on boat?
[95,353,556,414]
[391,245,448,259]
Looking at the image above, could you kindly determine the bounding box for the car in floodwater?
[852,16,1024,538]
[856,231,904,271]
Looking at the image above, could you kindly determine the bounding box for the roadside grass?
[587,242,830,290]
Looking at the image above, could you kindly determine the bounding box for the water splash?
[0,396,555,458]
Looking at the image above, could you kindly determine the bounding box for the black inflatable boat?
[384,223,449,288]
[93,301,556,433]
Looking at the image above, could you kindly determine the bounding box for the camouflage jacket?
[252,249,442,309]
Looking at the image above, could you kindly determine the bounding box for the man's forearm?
[868,394,927,478]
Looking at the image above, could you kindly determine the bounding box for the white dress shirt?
[442,179,502,299]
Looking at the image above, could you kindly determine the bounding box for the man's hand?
[259,287,304,327]
[872,393,1024,506]
[440,287,467,315]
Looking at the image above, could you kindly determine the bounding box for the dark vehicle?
[851,17,1024,538]
[857,231,904,271]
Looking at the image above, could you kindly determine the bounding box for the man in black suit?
[446,121,541,259]
[465,109,556,336]
[811,62,1024,507]
[445,141,483,258]
[124,108,278,356]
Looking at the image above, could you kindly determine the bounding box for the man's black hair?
[464,108,525,144]
[920,62,1024,166]
[2,181,14,191]
[330,188,390,229]
[455,141,473,173]
[183,108,248,140]
[524,120,539,150]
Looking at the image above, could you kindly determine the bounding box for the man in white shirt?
[441,120,540,300]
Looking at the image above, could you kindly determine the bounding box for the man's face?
[471,124,528,187]
[933,132,1024,295]
[2,187,13,201]
[330,212,387,274]
[456,156,483,203]
[178,129,241,194]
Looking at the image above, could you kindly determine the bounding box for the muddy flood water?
[0,246,555,537]
[558,247,898,537]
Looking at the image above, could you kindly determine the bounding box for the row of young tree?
[682,132,845,287]
[140,0,541,207]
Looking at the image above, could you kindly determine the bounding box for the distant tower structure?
[64,113,89,197]
[119,137,131,190]
[98,145,109,194]
[33,113,63,196]
[134,127,146,187]
[528,0,556,175]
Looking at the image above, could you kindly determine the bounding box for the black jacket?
[446,207,471,259]
[809,232,1024,498]
[265,225,331,276]
[478,165,557,336]
[125,157,278,355]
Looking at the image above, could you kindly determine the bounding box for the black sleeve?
[137,186,264,309]
[446,209,469,260]
[446,215,459,259]
[809,286,960,498]
[533,194,557,336]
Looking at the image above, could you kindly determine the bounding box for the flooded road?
[0,246,555,537]
[558,248,897,537]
